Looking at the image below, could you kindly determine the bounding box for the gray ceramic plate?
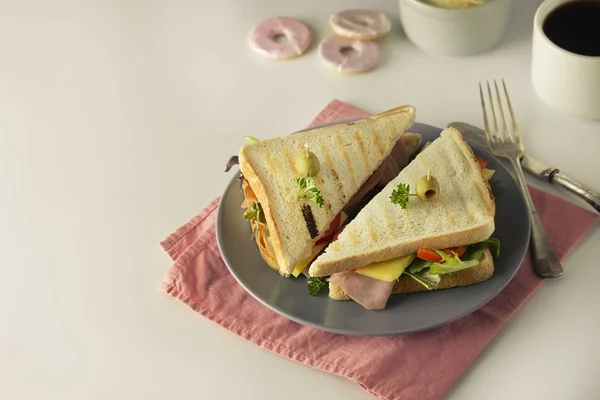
[216,122,531,335]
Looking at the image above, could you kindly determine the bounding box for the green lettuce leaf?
[243,200,268,239]
[245,135,260,143]
[463,237,500,261]
[407,237,501,280]
[404,269,441,290]
[480,237,500,258]
[429,250,480,275]
[482,168,495,180]
[464,245,488,262]
[408,257,432,274]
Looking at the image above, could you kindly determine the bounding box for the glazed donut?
[248,17,311,59]
[318,36,381,74]
[329,9,392,40]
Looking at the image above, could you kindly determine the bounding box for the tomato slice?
[446,246,467,259]
[417,246,467,263]
[240,178,258,208]
[475,156,489,170]
[417,248,442,262]
[315,213,342,245]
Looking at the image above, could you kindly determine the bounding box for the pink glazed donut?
[329,9,392,40]
[248,17,311,59]
[318,36,381,74]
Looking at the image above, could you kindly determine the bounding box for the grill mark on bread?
[301,204,319,238]
[265,157,288,196]
[383,205,395,234]
[348,230,360,248]
[432,148,468,226]
[365,218,378,243]
[454,142,479,221]
[353,131,370,170]
[432,150,457,225]
[281,146,296,172]
[318,136,345,206]
[372,129,385,157]
[335,134,357,188]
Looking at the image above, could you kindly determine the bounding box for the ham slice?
[345,133,419,210]
[329,271,394,310]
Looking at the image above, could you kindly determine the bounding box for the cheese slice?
[292,243,328,277]
[355,254,416,282]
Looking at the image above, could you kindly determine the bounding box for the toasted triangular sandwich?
[309,127,498,309]
[238,106,416,276]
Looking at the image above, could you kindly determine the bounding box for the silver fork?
[479,79,563,278]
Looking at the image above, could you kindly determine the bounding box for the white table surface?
[1,1,599,399]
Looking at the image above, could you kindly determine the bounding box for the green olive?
[295,149,320,177]
[416,175,440,201]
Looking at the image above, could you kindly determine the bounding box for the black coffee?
[543,0,600,57]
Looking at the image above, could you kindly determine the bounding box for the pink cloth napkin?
[159,100,599,400]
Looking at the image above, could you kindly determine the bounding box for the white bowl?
[399,0,513,57]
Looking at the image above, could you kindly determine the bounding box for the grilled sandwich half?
[238,106,417,276]
[309,127,497,309]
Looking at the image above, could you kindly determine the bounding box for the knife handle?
[552,172,600,213]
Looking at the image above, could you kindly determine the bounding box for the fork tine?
[502,79,520,141]
[486,81,501,143]
[479,83,494,144]
[494,79,511,143]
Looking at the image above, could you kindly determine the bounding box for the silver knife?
[449,121,600,213]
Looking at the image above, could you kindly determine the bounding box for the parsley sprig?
[389,183,418,209]
[306,277,327,296]
[294,177,324,208]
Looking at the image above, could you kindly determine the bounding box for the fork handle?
[509,158,564,278]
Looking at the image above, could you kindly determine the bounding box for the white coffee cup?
[531,0,600,120]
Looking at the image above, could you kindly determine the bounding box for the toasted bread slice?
[239,106,416,276]
[329,248,495,300]
[309,127,495,277]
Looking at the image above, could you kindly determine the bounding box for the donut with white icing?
[248,17,311,59]
[318,36,381,74]
[329,9,392,40]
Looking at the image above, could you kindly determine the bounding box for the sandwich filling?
[329,238,500,310]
